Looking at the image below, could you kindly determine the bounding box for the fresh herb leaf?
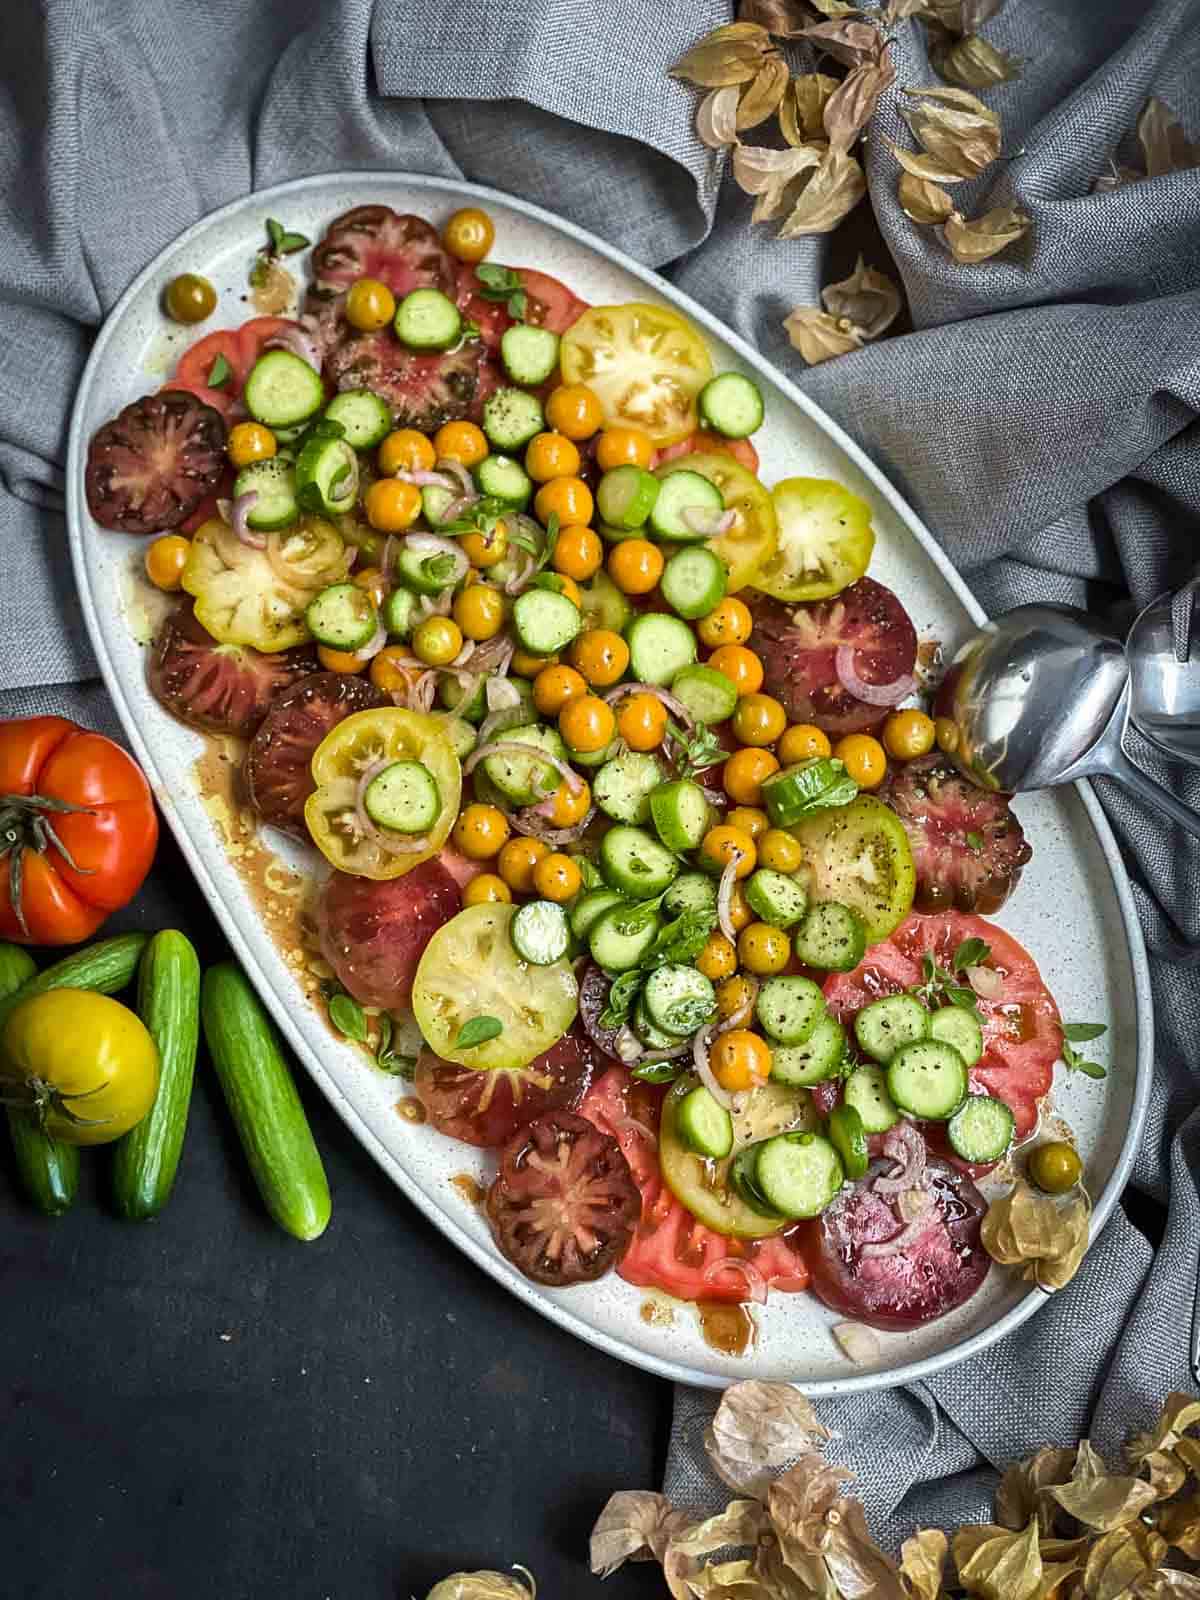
[574,855,602,891]
[965,831,984,852]
[423,553,458,584]
[443,494,506,536]
[953,936,991,972]
[599,970,644,1030]
[946,985,979,1011]
[651,907,718,967]
[535,512,561,572]
[277,230,310,255]
[1062,1022,1107,1043]
[329,992,367,1043]
[207,353,232,389]
[911,948,982,1018]
[632,1060,685,1084]
[922,952,936,984]
[329,461,353,495]
[265,217,285,253]
[1061,1021,1108,1079]
[372,1014,416,1077]
[375,1013,393,1058]
[473,263,527,322]
[264,217,309,256]
[455,1015,503,1050]
[462,319,481,341]
[662,996,718,1034]
[667,719,725,780]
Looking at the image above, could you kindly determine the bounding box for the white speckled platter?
[66,174,1152,1391]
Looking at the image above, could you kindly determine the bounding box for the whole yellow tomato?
[2,989,159,1144]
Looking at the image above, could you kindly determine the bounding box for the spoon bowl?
[1126,578,1200,767]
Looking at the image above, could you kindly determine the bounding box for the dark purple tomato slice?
[879,752,1033,915]
[315,859,462,1010]
[749,578,918,738]
[485,1109,641,1287]
[309,207,456,302]
[578,962,627,1061]
[243,671,386,839]
[147,604,317,738]
[415,1025,599,1148]
[86,390,226,534]
[324,332,503,431]
[799,1156,989,1331]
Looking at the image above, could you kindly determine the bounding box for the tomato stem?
[0,791,97,937]
[0,1074,114,1129]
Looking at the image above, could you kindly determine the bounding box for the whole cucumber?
[0,932,149,1037]
[0,943,81,1216]
[112,930,200,1220]
[200,962,331,1241]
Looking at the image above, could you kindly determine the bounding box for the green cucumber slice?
[243,350,324,428]
[304,582,377,652]
[624,613,697,686]
[322,389,393,450]
[596,465,660,531]
[588,903,662,973]
[593,752,666,826]
[511,900,571,966]
[791,902,867,972]
[512,588,582,656]
[233,458,299,531]
[362,759,441,834]
[648,468,724,543]
[500,324,560,386]
[669,664,738,726]
[769,1014,846,1087]
[295,432,358,516]
[393,287,462,351]
[480,724,566,806]
[885,1039,969,1121]
[660,545,727,621]
[642,965,716,1036]
[946,1094,1015,1163]
[649,779,711,852]
[854,994,930,1064]
[929,1004,984,1068]
[482,387,544,452]
[754,975,825,1046]
[675,1083,733,1159]
[598,824,680,897]
[744,868,807,929]
[827,1103,868,1181]
[698,372,764,439]
[662,871,717,920]
[753,1132,843,1219]
[843,1064,900,1134]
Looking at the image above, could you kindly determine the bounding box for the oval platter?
[65,172,1152,1391]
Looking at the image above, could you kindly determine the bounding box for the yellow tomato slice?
[411,903,578,1070]
[654,452,778,593]
[559,303,713,446]
[754,477,875,602]
[304,708,461,879]
[182,514,349,652]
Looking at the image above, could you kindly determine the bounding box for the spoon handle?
[1096,745,1200,841]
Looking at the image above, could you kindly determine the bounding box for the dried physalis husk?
[767,1450,855,1551]
[943,204,1032,263]
[737,0,810,33]
[737,53,790,130]
[733,141,825,222]
[698,86,741,150]
[899,1528,949,1600]
[808,0,866,16]
[704,1380,832,1499]
[1138,96,1200,177]
[952,1516,1043,1600]
[1046,1439,1160,1533]
[1084,1523,1168,1596]
[426,1570,535,1600]
[996,1445,1077,1533]
[899,171,955,222]
[1159,1493,1200,1560]
[902,85,1001,178]
[823,52,896,153]
[822,255,903,338]
[887,0,929,19]
[982,1180,1089,1285]
[783,309,864,365]
[920,0,1008,28]
[782,74,840,145]
[778,148,866,236]
[800,18,887,70]
[821,1496,909,1599]
[589,1491,696,1576]
[670,23,773,88]
[683,1556,771,1597]
[662,1501,768,1600]
[1132,1395,1200,1460]
[933,32,1021,87]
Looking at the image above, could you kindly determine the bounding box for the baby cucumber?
[201,962,331,1241]
[112,931,201,1221]
[0,944,80,1216]
[0,932,149,1036]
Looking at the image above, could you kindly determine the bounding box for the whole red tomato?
[0,718,158,944]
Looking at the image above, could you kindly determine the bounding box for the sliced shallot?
[510,805,597,848]
[715,976,759,1035]
[402,533,469,586]
[434,458,476,499]
[966,963,1004,1001]
[872,1121,928,1195]
[717,854,742,945]
[693,1025,734,1110]
[394,468,455,491]
[503,549,536,596]
[266,326,323,373]
[832,1322,882,1365]
[462,741,584,793]
[703,1257,768,1305]
[859,1202,941,1259]
[609,1114,659,1149]
[681,505,737,538]
[228,490,266,549]
[834,643,916,707]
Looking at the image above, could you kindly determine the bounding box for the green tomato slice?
[411,904,578,1071]
[755,477,875,602]
[790,794,916,944]
[658,1076,815,1239]
[654,452,778,593]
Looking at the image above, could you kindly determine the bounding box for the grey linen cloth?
[4,0,1199,1546]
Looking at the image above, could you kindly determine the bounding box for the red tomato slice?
[237,316,301,373]
[416,1026,598,1149]
[579,1068,810,1304]
[454,264,589,349]
[823,910,1062,1140]
[172,330,248,416]
[315,859,462,1009]
[653,431,760,475]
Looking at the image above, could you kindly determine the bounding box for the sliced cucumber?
[669,663,738,726]
[362,759,440,834]
[599,824,680,897]
[854,993,930,1065]
[481,723,566,806]
[589,902,662,973]
[383,586,420,642]
[843,1064,900,1134]
[625,613,697,686]
[569,737,619,769]
[643,965,716,1036]
[243,349,324,428]
[649,779,711,852]
[439,673,485,722]
[648,468,724,543]
[511,900,571,966]
[513,588,581,656]
[827,1102,868,1181]
[947,1094,1015,1164]
[885,1039,969,1121]
[593,752,665,826]
[754,1132,843,1219]
[395,541,461,596]
[295,432,358,516]
[441,716,477,761]
[394,287,461,351]
[323,389,393,450]
[770,1014,846,1087]
[596,465,659,531]
[662,871,718,921]
[755,975,825,1046]
[744,868,808,929]
[675,1083,733,1159]
[579,570,633,634]
[761,758,858,829]
[305,582,378,652]
[929,1004,984,1068]
[475,453,533,509]
[792,902,867,972]
[483,387,544,452]
[233,458,299,531]
[729,1145,785,1219]
[660,545,727,621]
[500,323,560,385]
[569,887,627,942]
[421,483,456,529]
[632,991,682,1052]
[698,372,764,439]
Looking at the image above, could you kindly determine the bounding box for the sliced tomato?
[325,332,501,432]
[309,207,456,301]
[653,431,760,475]
[435,844,487,892]
[179,465,235,536]
[754,478,875,603]
[749,578,918,738]
[172,330,249,415]
[822,910,1062,1139]
[316,858,462,1009]
[148,603,317,738]
[244,671,386,837]
[560,303,714,446]
[237,315,301,373]
[454,263,589,350]
[579,1069,810,1304]
[879,753,1033,916]
[86,391,227,535]
[415,1025,598,1147]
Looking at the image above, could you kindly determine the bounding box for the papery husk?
[1158,1494,1200,1559]
[705,1381,831,1499]
[1093,161,1144,194]
[981,1180,1089,1286]
[590,1490,699,1577]
[953,1516,1043,1600]
[778,148,867,236]
[1046,1439,1159,1533]
[808,0,867,17]
[684,1556,769,1597]
[1137,1570,1200,1597]
[733,141,825,222]
[893,145,973,185]
[899,171,956,221]
[737,54,790,129]
[821,255,903,338]
[783,309,864,365]
[899,1528,948,1598]
[737,0,811,35]
[425,1572,534,1600]
[916,0,1007,30]
[943,202,1032,263]
[933,32,1021,87]
[671,23,774,88]
[823,53,896,153]
[887,0,929,19]
[1138,96,1200,177]
[996,1446,1078,1533]
[902,85,1001,178]
[768,1452,855,1556]
[1130,1396,1200,1464]
[698,86,741,149]
[756,1529,837,1600]
[820,1497,908,1598]
[1085,1523,1169,1599]
[800,18,887,69]
[783,74,841,145]
[663,1501,768,1600]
